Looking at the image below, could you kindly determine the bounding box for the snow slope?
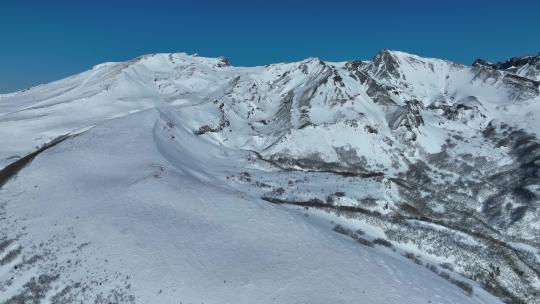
[1,50,540,303]
[0,109,500,303]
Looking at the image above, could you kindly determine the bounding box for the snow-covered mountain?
[474,53,540,81]
[1,50,539,303]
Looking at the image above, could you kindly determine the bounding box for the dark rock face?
[471,64,540,100]
[472,58,494,68]
[474,53,540,70]
[387,100,424,132]
[345,60,397,105]
[216,56,231,67]
[436,96,486,122]
[369,49,402,80]
[502,73,540,99]
[473,53,540,81]
[492,54,540,71]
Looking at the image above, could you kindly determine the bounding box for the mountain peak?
[472,58,493,68]
[472,52,540,81]
[2,48,540,304]
[373,49,432,62]
[370,49,402,79]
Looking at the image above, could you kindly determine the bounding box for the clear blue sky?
[1,0,539,93]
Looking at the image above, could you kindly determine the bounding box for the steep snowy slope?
[1,50,540,303]
[0,109,500,304]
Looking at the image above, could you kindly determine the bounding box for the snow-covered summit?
[1,50,540,303]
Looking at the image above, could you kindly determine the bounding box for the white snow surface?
[2,50,539,303]
[0,109,500,303]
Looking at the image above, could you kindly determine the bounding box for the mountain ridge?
[1,49,540,303]
[4,49,540,98]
